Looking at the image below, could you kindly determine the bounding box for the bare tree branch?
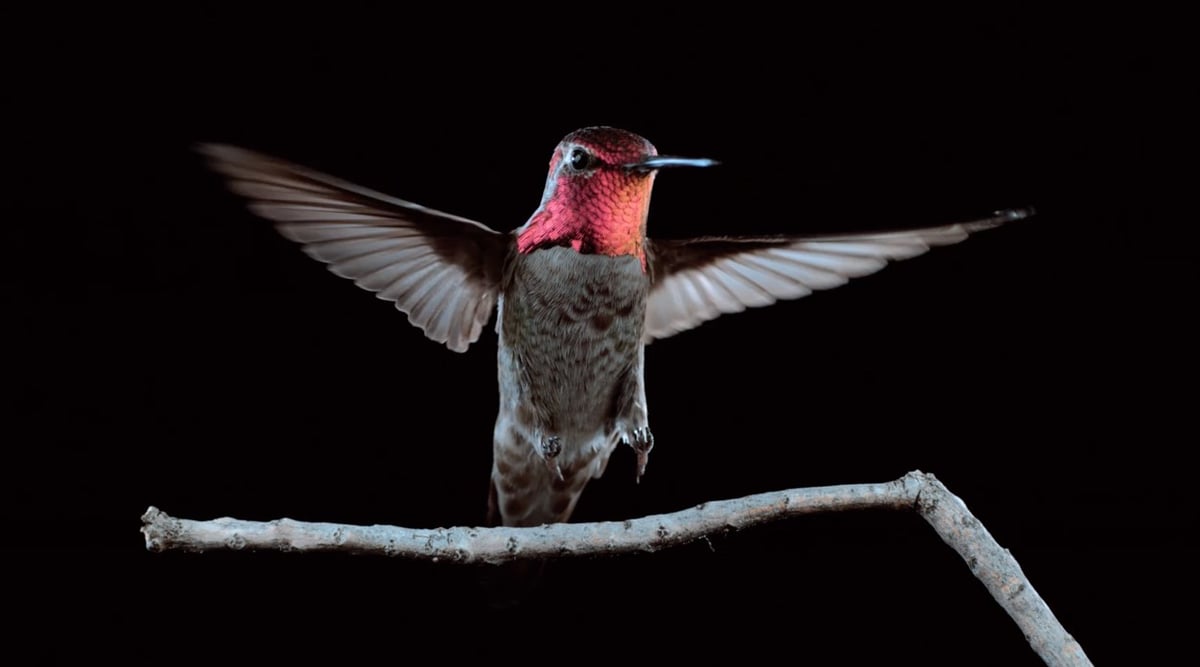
[141,470,1091,667]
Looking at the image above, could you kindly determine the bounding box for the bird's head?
[516,126,715,269]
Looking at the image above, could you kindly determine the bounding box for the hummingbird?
[199,127,1029,528]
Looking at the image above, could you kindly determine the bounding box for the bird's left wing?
[643,208,1031,342]
[199,144,509,352]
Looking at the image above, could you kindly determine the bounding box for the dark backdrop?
[5,10,1189,664]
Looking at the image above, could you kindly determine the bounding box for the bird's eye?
[568,147,592,171]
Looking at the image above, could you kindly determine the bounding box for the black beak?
[624,155,719,173]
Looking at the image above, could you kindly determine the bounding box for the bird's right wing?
[199,144,509,352]
[644,208,1031,342]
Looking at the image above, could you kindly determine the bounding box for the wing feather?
[644,208,1032,342]
[199,144,507,352]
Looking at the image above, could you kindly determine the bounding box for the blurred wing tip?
[194,142,241,160]
[959,206,1036,234]
[995,206,1036,222]
[194,143,266,175]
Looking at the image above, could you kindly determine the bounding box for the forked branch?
[141,470,1090,667]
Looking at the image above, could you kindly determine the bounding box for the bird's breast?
[498,247,648,435]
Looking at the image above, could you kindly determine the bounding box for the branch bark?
[142,470,1090,667]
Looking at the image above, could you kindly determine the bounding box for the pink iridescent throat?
[516,169,653,271]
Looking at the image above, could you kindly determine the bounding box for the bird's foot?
[620,426,654,483]
[538,435,564,481]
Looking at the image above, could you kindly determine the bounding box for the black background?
[5,10,1191,665]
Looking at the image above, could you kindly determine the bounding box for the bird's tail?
[479,479,548,608]
[479,559,547,609]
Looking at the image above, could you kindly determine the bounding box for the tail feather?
[480,478,547,607]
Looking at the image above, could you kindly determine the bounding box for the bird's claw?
[538,436,564,481]
[621,426,654,483]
